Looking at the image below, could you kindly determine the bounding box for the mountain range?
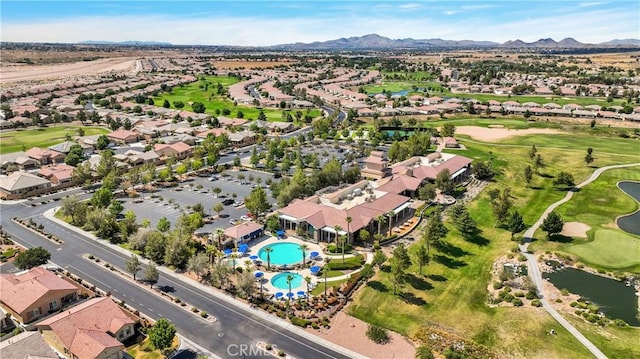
[270,34,640,50]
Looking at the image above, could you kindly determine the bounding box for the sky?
[1,1,638,46]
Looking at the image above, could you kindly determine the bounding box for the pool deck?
[222,235,374,298]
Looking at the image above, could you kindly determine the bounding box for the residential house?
[0,267,78,324]
[107,129,140,144]
[48,141,93,156]
[0,171,52,199]
[38,163,76,185]
[77,134,112,149]
[113,150,159,167]
[0,152,39,173]
[265,122,297,133]
[153,141,193,160]
[0,331,58,359]
[228,131,256,146]
[36,297,137,359]
[25,147,65,166]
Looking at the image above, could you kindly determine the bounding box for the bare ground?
[456,126,565,142]
[308,310,416,359]
[1,57,139,83]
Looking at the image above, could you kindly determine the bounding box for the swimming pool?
[271,272,304,290]
[258,242,305,266]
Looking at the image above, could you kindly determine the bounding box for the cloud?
[399,3,421,10]
[578,2,607,7]
[443,10,461,16]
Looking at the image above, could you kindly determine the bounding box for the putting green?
[566,229,640,270]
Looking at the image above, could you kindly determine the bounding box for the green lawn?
[311,278,347,296]
[566,229,640,270]
[349,131,640,357]
[0,125,109,154]
[153,75,320,122]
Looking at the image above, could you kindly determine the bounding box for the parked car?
[229,219,240,225]
[240,215,251,221]
[222,198,235,205]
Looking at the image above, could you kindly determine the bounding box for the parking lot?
[121,168,279,234]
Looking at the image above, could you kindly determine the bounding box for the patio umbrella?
[276,230,285,237]
[310,266,321,275]
[275,292,284,299]
[310,251,320,258]
[286,292,295,299]
[249,255,259,261]
[239,243,249,251]
[297,290,306,297]
[254,271,264,278]
[223,248,233,255]
[238,247,248,254]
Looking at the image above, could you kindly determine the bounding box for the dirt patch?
[1,57,138,83]
[456,126,565,142]
[560,222,591,238]
[213,60,298,69]
[308,310,416,359]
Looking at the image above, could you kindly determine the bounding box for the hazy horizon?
[1,1,638,46]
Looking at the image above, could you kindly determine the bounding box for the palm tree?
[323,262,329,297]
[333,225,342,244]
[338,235,347,264]
[286,274,294,302]
[376,215,387,235]
[205,244,219,265]
[304,276,312,298]
[345,216,352,244]
[299,244,309,267]
[230,253,238,275]
[215,227,225,249]
[264,247,273,271]
[387,211,395,237]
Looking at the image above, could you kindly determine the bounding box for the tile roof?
[0,171,51,192]
[37,297,135,356]
[0,267,78,313]
[70,329,123,359]
[0,331,58,359]
[376,175,422,194]
[224,221,264,239]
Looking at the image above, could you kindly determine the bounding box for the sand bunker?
[561,222,591,238]
[456,126,564,142]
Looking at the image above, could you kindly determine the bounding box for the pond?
[617,181,640,236]
[544,268,639,326]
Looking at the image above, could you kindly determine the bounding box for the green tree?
[541,212,564,239]
[163,99,170,108]
[507,211,526,239]
[423,212,448,247]
[14,247,51,270]
[212,202,224,217]
[187,252,209,280]
[414,244,430,275]
[389,257,406,295]
[72,161,93,186]
[455,211,480,241]
[163,236,191,269]
[392,243,412,270]
[584,148,594,166]
[264,247,273,270]
[553,171,575,189]
[233,156,241,167]
[96,151,115,178]
[191,102,206,113]
[435,168,453,193]
[144,262,160,288]
[441,123,456,137]
[491,188,513,225]
[145,232,167,263]
[244,186,271,219]
[156,217,171,232]
[125,254,141,280]
[534,154,544,173]
[372,250,387,268]
[358,229,371,244]
[528,144,537,160]
[91,187,113,208]
[64,144,84,166]
[418,183,436,201]
[237,270,257,300]
[523,165,533,187]
[148,318,176,352]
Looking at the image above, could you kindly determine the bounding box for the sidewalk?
[43,207,369,359]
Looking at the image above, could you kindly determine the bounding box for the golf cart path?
[520,162,640,359]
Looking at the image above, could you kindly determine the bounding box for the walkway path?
[520,162,640,359]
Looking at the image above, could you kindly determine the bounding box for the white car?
[240,215,251,221]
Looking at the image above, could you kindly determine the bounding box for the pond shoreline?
[616,181,640,236]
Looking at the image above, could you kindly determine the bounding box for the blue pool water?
[271,272,304,290]
[258,242,305,265]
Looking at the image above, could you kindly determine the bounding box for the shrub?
[278,350,285,357]
[555,298,563,303]
[265,344,272,351]
[492,281,503,290]
[517,254,527,262]
[174,297,182,303]
[200,311,208,318]
[613,319,629,328]
[512,298,524,307]
[531,299,542,307]
[191,307,199,313]
[525,292,535,300]
[560,288,570,296]
[311,322,320,329]
[514,291,525,298]
[290,316,309,328]
[366,324,389,344]
[570,301,578,307]
[416,345,435,359]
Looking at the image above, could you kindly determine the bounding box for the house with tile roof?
[153,141,193,160]
[38,163,76,185]
[25,147,65,166]
[278,180,413,243]
[0,267,79,324]
[36,297,136,359]
[224,221,264,244]
[0,331,58,359]
[0,171,52,199]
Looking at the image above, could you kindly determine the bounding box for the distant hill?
[79,40,173,46]
[271,34,639,50]
[272,34,499,50]
[599,39,640,46]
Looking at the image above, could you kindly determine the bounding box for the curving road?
[520,162,640,359]
[0,189,364,359]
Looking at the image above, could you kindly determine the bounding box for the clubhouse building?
[278,151,472,242]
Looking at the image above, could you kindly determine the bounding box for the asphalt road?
[0,196,355,359]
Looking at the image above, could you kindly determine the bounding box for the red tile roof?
[0,267,78,313]
[224,221,263,239]
[70,329,123,359]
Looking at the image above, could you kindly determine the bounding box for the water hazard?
[543,267,639,326]
[617,181,640,236]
